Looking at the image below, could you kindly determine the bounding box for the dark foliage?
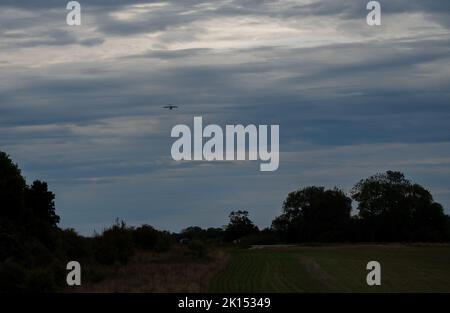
[93,220,135,265]
[238,228,282,247]
[188,240,209,258]
[271,171,450,243]
[179,226,225,243]
[351,171,449,242]
[0,152,27,223]
[272,187,352,242]
[0,152,64,291]
[152,231,174,252]
[132,224,159,250]
[224,210,259,242]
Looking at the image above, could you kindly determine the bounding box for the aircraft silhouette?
[163,105,178,110]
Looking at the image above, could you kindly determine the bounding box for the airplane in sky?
[163,105,178,110]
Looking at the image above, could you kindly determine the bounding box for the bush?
[224,211,259,242]
[93,220,134,265]
[23,239,53,267]
[132,225,159,250]
[0,259,26,292]
[154,231,174,252]
[238,231,281,247]
[0,219,25,262]
[25,267,56,292]
[54,228,89,261]
[188,240,208,258]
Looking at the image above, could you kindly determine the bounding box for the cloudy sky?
[1,0,450,234]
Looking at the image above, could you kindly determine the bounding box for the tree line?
[271,171,450,243]
[1,151,449,291]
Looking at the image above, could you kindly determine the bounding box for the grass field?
[208,245,450,293]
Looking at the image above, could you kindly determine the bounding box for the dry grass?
[76,246,230,293]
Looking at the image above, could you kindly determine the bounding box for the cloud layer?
[1,0,449,234]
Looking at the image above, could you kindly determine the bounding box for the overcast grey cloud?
[1,0,449,234]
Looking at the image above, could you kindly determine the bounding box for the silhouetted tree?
[205,227,225,241]
[132,224,159,250]
[179,226,224,244]
[181,226,205,240]
[272,186,352,242]
[0,151,63,291]
[26,181,60,228]
[352,171,448,241]
[25,181,60,246]
[225,210,258,242]
[0,152,27,223]
[93,219,134,265]
[0,152,60,237]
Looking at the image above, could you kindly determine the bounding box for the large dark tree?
[1,152,59,228]
[26,180,59,228]
[351,171,448,241]
[272,186,352,242]
[0,151,60,249]
[0,152,27,222]
[25,181,59,246]
[224,210,259,242]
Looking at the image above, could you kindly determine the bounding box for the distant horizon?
[9,153,449,236]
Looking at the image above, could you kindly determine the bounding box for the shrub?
[93,220,134,265]
[154,231,174,252]
[25,267,56,292]
[23,238,53,267]
[188,240,208,258]
[0,219,24,262]
[0,259,26,292]
[238,231,281,247]
[132,225,159,250]
[54,228,90,260]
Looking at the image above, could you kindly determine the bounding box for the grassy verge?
[74,246,230,292]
